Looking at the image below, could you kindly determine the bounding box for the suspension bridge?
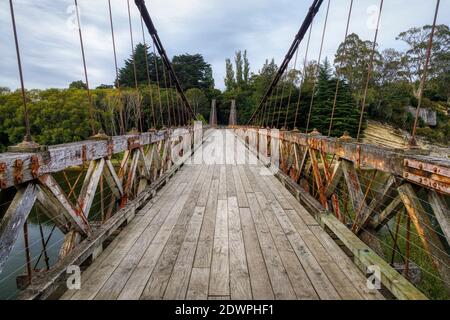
[0,0,448,300]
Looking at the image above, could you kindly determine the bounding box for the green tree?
[69,80,87,89]
[172,54,214,90]
[224,58,235,91]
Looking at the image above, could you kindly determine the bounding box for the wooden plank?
[104,159,124,198]
[360,175,398,230]
[370,195,403,230]
[398,184,450,294]
[226,165,236,198]
[141,166,209,299]
[341,160,370,234]
[321,213,428,300]
[231,166,249,208]
[227,197,252,299]
[163,206,205,299]
[209,199,229,296]
[246,192,296,299]
[64,167,187,300]
[115,167,202,299]
[197,165,214,207]
[253,191,323,300]
[35,185,69,233]
[20,146,194,300]
[78,158,105,218]
[239,206,274,299]
[69,177,189,300]
[0,183,37,273]
[280,208,361,300]
[428,191,450,245]
[252,159,373,299]
[194,176,219,268]
[310,225,384,300]
[325,160,343,198]
[218,165,227,200]
[38,174,89,235]
[186,268,210,300]
[237,165,253,192]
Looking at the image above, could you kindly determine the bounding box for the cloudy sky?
[1,0,449,91]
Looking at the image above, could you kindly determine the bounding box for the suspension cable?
[108,0,125,135]
[247,0,324,125]
[283,46,300,129]
[127,0,143,132]
[293,21,314,129]
[8,0,32,142]
[74,0,96,135]
[356,0,384,141]
[152,42,164,128]
[305,0,331,134]
[139,12,156,129]
[410,0,441,146]
[328,0,353,136]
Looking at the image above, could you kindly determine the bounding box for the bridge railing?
[235,126,450,299]
[0,125,209,299]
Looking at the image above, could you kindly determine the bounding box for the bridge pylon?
[209,99,217,127]
[229,99,237,128]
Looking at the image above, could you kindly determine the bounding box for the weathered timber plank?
[253,191,320,300]
[246,192,296,299]
[239,206,274,299]
[228,197,252,299]
[194,173,219,268]
[370,195,403,230]
[140,165,209,299]
[163,206,205,299]
[0,183,37,273]
[209,199,230,296]
[398,184,450,294]
[67,168,189,300]
[38,174,89,235]
[231,166,249,208]
[104,159,124,198]
[186,268,210,300]
[321,213,428,300]
[78,159,105,218]
[428,191,450,245]
[115,168,202,299]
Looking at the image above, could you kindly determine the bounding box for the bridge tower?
[229,100,237,127]
[209,99,217,127]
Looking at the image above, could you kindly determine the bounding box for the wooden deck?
[61,130,384,300]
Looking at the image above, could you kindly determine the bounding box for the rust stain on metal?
[30,155,40,178]
[82,145,87,166]
[0,162,6,189]
[14,159,24,184]
[127,137,141,150]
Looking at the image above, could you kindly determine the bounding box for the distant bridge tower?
[229,100,237,127]
[209,99,217,127]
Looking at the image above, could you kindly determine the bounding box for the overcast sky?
[1,0,449,91]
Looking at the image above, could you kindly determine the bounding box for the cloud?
[1,0,449,91]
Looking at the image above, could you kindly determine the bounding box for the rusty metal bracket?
[14,159,24,184]
[107,140,114,158]
[404,158,450,195]
[0,162,6,189]
[81,145,87,166]
[30,155,40,178]
[128,137,141,150]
